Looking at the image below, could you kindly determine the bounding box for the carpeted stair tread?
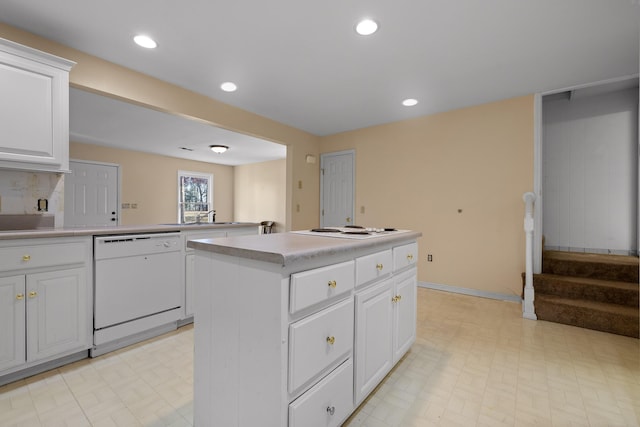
[533,273,639,307]
[543,250,639,283]
[535,294,639,338]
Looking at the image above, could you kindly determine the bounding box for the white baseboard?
[418,281,522,303]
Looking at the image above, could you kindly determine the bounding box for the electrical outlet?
[122,203,130,209]
[427,254,433,262]
[131,203,138,209]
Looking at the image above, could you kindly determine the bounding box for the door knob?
[16,293,24,300]
[28,291,37,298]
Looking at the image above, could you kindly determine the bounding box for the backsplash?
[0,170,64,227]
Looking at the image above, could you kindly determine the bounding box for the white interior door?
[64,160,119,226]
[320,150,354,228]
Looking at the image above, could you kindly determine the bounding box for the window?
[178,170,213,223]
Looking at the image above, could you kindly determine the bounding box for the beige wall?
[320,96,534,297]
[234,159,286,232]
[0,23,320,231]
[70,142,234,225]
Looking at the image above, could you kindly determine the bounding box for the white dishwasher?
[92,232,182,356]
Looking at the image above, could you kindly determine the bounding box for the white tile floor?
[1,288,638,426]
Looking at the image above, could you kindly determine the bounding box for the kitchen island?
[188,229,421,427]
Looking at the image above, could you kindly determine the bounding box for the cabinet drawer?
[393,242,418,271]
[0,242,87,271]
[289,359,354,427]
[289,298,354,393]
[355,249,392,287]
[290,261,354,313]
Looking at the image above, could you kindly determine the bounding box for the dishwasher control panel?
[94,232,181,260]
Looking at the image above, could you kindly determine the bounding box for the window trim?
[177,170,214,223]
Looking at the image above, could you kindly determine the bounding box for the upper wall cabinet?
[0,38,75,173]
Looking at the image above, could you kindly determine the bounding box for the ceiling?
[69,88,286,166]
[1,1,639,162]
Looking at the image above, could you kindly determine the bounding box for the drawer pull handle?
[407,254,414,261]
[328,280,337,288]
[376,263,383,271]
[327,406,335,416]
[326,336,335,345]
[16,293,24,300]
[28,291,37,298]
[22,255,31,262]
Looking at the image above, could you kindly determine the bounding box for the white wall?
[234,159,286,233]
[543,87,638,254]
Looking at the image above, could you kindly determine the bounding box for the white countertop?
[0,222,259,240]
[187,230,422,266]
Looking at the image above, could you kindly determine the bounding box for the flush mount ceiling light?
[220,82,237,92]
[402,98,419,107]
[133,34,157,49]
[210,145,229,154]
[355,19,378,36]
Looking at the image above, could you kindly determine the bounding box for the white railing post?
[522,192,537,320]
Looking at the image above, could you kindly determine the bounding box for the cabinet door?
[393,269,417,363]
[0,40,72,171]
[26,268,90,362]
[0,275,26,372]
[354,278,394,405]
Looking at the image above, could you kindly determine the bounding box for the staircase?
[533,251,639,338]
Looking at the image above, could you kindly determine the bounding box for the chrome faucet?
[196,209,216,223]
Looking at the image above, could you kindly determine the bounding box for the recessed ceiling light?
[133,35,157,49]
[355,19,378,36]
[402,98,419,107]
[210,145,229,154]
[220,82,237,92]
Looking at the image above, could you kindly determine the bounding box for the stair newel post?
[522,192,537,320]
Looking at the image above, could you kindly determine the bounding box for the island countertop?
[187,229,422,266]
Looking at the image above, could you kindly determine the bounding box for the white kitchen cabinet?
[354,243,418,405]
[27,268,89,362]
[0,237,92,381]
[0,275,26,372]
[0,38,74,172]
[354,277,394,404]
[191,231,420,427]
[393,268,417,363]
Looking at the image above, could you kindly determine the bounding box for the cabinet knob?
[28,291,37,298]
[22,255,31,262]
[392,295,402,303]
[407,254,413,261]
[16,293,24,300]
[326,336,335,345]
[326,406,335,416]
[376,263,383,271]
[327,280,337,288]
